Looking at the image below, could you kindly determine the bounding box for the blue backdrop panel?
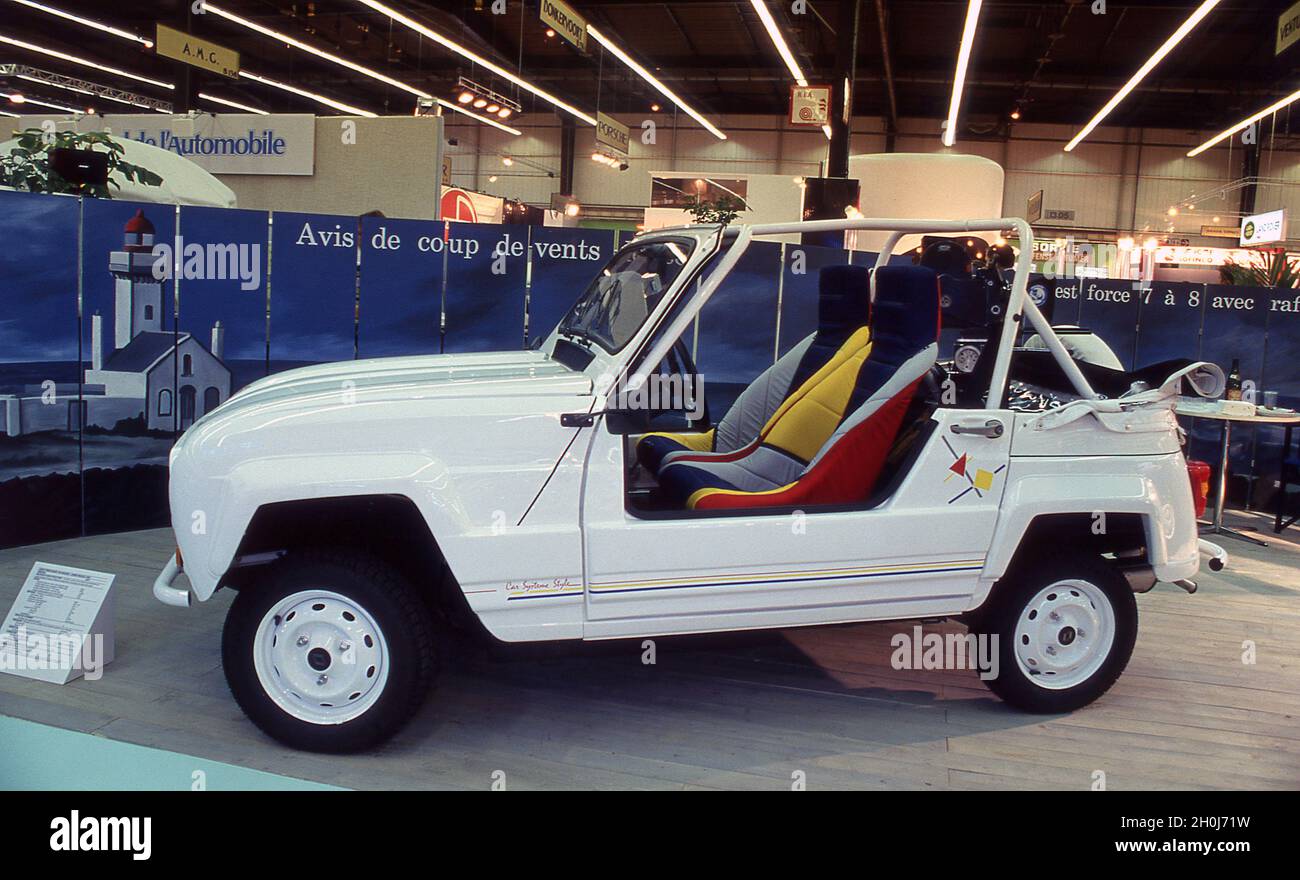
[1255,297,1300,510]
[1196,284,1271,498]
[778,243,851,357]
[1047,277,1084,327]
[1134,281,1204,367]
[0,191,81,547]
[178,205,270,392]
[272,211,359,364]
[442,223,527,353]
[358,217,443,357]
[77,198,181,539]
[526,226,615,345]
[1263,294,1300,405]
[695,240,782,413]
[1077,279,1141,370]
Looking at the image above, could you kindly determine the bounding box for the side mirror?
[559,408,651,434]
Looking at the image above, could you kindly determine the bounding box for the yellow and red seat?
[658,265,942,511]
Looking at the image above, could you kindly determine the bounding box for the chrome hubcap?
[253,590,389,725]
[1013,579,1115,690]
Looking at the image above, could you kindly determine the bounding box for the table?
[1175,404,1300,547]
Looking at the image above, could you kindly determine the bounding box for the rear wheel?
[222,549,438,752]
[973,553,1137,713]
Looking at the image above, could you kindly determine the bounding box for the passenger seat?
[636,264,873,473]
[658,265,942,510]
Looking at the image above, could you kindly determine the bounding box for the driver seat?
[658,265,941,510]
[636,264,873,474]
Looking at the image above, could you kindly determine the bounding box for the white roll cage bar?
[625,217,1099,411]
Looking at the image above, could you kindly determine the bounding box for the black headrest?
[817,264,872,336]
[872,266,941,352]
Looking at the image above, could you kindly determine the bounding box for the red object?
[1187,460,1211,518]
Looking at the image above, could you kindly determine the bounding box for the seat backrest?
[709,264,870,451]
[678,266,941,511]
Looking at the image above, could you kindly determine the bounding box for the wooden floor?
[1,516,1297,791]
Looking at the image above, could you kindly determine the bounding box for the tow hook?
[153,549,193,608]
[1172,579,1197,595]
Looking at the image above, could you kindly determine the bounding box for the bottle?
[1226,359,1242,401]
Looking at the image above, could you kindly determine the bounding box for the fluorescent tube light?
[1065,0,1220,152]
[1187,88,1300,157]
[353,0,596,125]
[587,24,725,140]
[943,0,983,147]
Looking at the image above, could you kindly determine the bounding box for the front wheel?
[973,554,1137,713]
[222,550,438,752]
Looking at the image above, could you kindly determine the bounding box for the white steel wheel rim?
[1013,579,1115,691]
[253,590,390,725]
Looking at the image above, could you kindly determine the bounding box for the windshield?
[559,238,695,353]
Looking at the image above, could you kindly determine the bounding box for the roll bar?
[625,217,1100,409]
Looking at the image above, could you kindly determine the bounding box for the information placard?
[0,563,115,684]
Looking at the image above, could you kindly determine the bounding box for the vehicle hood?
[225,349,589,411]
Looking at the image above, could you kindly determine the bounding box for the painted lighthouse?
[83,210,232,432]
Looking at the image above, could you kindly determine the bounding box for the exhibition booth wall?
[1,187,1298,549]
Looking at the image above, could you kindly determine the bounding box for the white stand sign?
[0,563,116,684]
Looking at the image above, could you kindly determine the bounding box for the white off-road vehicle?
[155,218,1224,752]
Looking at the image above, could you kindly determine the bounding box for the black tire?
[222,549,438,752]
[972,553,1137,713]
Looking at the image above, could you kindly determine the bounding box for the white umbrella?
[0,133,237,208]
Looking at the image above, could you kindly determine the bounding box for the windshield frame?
[557,235,699,355]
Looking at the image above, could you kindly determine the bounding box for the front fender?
[972,452,1199,608]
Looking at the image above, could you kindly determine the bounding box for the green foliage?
[1219,248,1300,289]
[688,194,743,226]
[0,127,163,198]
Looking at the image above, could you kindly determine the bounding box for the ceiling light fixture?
[586,24,726,140]
[198,92,269,115]
[943,0,984,147]
[8,0,154,48]
[1065,0,1220,152]
[433,98,521,135]
[0,33,172,89]
[238,70,376,116]
[1,89,77,112]
[747,1,829,141]
[1186,87,1300,157]
[206,4,431,100]
[352,0,596,125]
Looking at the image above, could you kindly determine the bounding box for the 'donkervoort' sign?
[114,113,315,176]
[540,0,588,52]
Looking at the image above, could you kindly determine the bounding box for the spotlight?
[497,108,511,118]
[545,28,556,38]
[489,175,498,182]
[457,91,473,104]
[1143,237,1159,251]
[564,202,580,217]
[1010,107,1021,120]
[1212,216,1221,223]
[473,97,487,108]
[651,103,660,112]
[1167,207,1178,216]
[485,103,499,114]
[1117,236,1135,250]
[502,156,514,166]
[8,93,25,104]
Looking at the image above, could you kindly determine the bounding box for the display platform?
[1,524,1297,791]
